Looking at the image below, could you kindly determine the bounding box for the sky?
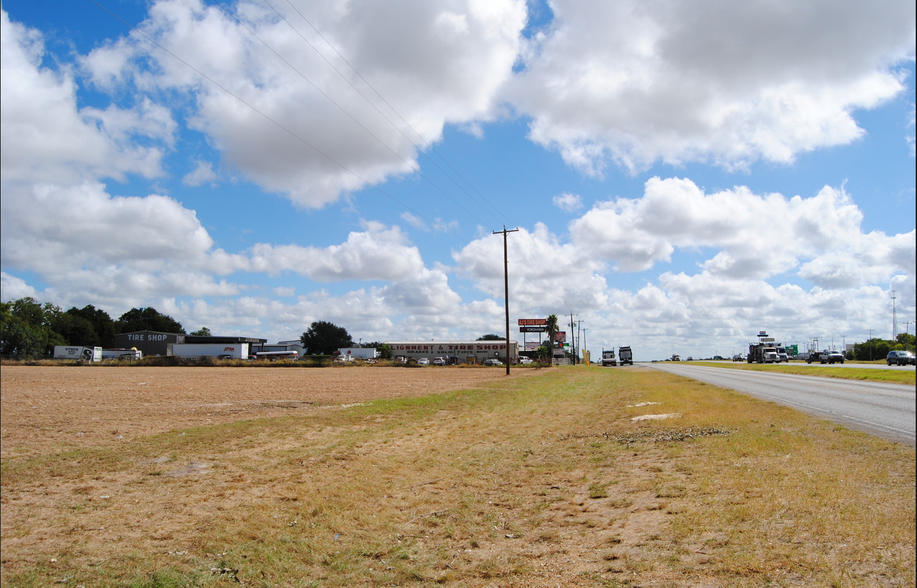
[1,0,915,361]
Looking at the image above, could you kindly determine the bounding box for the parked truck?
[102,348,143,361]
[53,346,102,362]
[601,348,617,366]
[618,346,633,365]
[747,343,778,364]
[169,343,250,359]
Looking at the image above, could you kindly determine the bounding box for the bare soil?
[0,365,545,459]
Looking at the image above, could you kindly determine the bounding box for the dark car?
[886,350,916,366]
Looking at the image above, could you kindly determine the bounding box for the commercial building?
[113,331,266,358]
[113,330,185,357]
[385,341,518,364]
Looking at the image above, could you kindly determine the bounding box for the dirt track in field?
[0,365,546,459]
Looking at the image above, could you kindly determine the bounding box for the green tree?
[9,297,45,327]
[52,313,99,347]
[300,321,353,356]
[545,314,559,357]
[66,305,115,348]
[853,338,894,361]
[190,327,212,336]
[477,334,505,340]
[895,332,915,351]
[0,316,47,355]
[1,297,62,355]
[377,343,392,359]
[116,308,185,334]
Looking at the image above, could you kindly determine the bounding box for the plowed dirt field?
[1,365,546,459]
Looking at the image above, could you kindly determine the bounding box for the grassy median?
[1,366,913,587]
[690,360,916,385]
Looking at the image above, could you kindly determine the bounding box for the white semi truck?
[53,346,102,362]
[169,343,250,359]
[747,343,778,363]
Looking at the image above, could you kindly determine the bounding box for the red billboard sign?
[518,318,547,326]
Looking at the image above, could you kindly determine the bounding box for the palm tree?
[544,314,559,362]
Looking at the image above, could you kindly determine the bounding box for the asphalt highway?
[645,363,916,446]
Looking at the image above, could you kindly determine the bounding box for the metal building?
[113,330,184,357]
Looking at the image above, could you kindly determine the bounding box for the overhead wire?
[211,1,501,233]
[88,0,452,237]
[267,0,513,228]
[242,0,555,316]
[266,0,550,284]
[90,0,556,321]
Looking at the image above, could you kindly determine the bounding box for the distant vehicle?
[732,354,744,362]
[54,346,102,362]
[887,350,916,366]
[747,344,778,364]
[253,350,299,361]
[601,349,617,367]
[417,358,430,365]
[483,358,503,366]
[518,356,533,365]
[671,354,681,362]
[618,346,633,365]
[775,346,789,363]
[172,343,249,360]
[820,350,845,364]
[432,357,446,366]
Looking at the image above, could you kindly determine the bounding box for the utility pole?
[493,226,518,375]
[891,289,897,340]
[569,312,577,364]
[904,321,912,351]
[583,328,588,363]
[868,328,873,361]
[576,320,583,364]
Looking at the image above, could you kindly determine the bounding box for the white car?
[432,357,446,366]
[417,357,430,365]
[518,356,533,364]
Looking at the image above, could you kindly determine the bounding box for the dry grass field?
[0,365,540,460]
[1,364,914,587]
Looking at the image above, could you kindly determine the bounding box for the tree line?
[0,297,199,356]
[849,334,915,361]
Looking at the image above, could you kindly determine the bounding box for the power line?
[89,0,554,327]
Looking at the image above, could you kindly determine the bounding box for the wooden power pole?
[494,226,519,375]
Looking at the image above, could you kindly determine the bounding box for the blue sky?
[1,0,914,360]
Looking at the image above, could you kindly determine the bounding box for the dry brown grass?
[1,365,914,587]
